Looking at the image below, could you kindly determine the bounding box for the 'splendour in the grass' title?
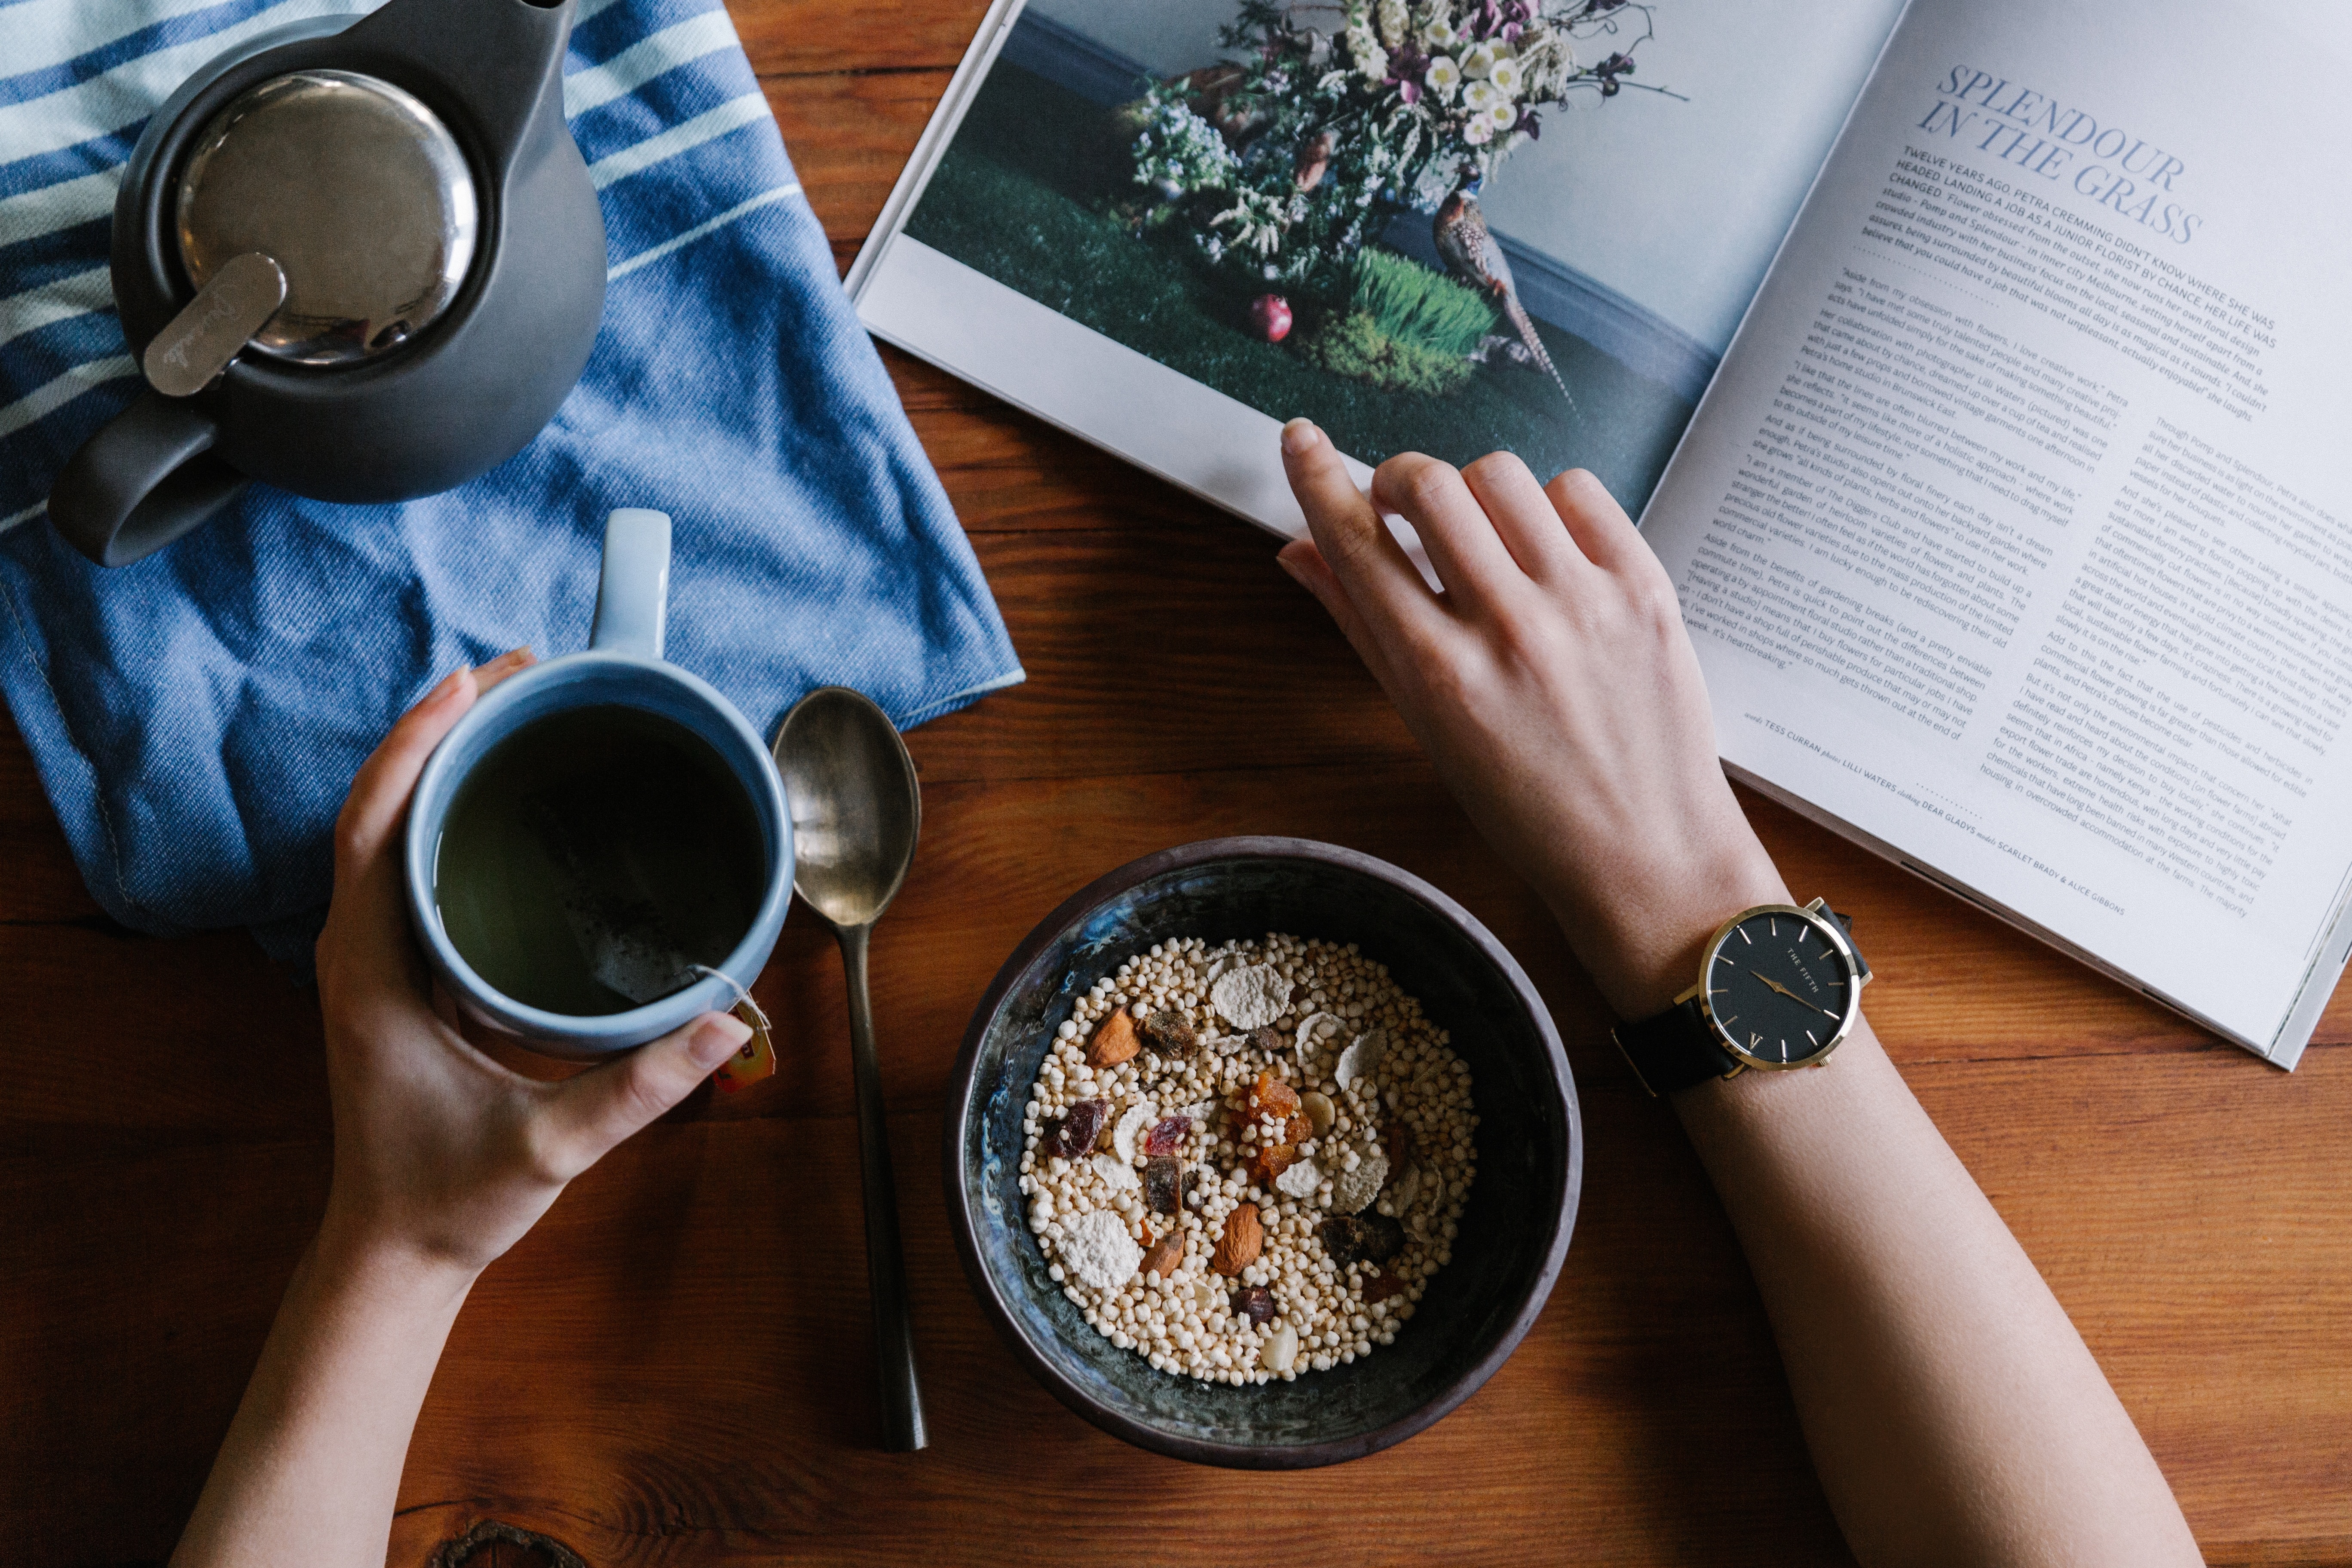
[1917,67,2202,245]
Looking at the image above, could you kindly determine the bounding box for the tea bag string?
[687,963,772,1035]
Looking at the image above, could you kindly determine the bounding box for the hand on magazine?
[1275,420,1786,1018]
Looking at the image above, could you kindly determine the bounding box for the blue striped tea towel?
[0,0,1022,959]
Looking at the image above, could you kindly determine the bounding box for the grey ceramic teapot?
[49,0,606,567]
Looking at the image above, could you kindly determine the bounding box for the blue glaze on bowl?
[402,650,792,1057]
[946,837,1581,1468]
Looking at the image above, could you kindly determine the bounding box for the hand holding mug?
[312,649,750,1279]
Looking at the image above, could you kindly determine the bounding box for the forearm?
[1673,1017,2199,1566]
[172,1225,478,1568]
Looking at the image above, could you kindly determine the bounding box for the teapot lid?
[175,69,478,366]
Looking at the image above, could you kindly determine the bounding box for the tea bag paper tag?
[686,965,776,1094]
[715,997,777,1093]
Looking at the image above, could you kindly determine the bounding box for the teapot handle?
[48,389,247,567]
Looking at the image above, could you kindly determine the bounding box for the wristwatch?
[1611,899,1871,1096]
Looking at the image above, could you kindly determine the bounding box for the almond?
[1142,1232,1184,1277]
[1087,1006,1141,1066]
[1211,1201,1264,1276]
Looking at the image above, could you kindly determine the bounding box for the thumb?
[544,1011,752,1171]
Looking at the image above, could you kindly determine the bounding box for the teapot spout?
[336,0,575,176]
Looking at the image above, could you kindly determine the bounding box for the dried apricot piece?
[1246,1141,1298,1185]
[1244,1069,1300,1121]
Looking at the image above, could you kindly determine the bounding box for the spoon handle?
[839,922,928,1452]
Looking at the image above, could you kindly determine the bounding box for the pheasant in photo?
[1434,173,1573,405]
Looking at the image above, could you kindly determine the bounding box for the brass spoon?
[774,686,928,1452]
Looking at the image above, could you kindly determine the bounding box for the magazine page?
[1638,0,2352,1061]
[854,0,1904,538]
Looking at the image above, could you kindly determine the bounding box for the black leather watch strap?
[1611,998,1740,1097]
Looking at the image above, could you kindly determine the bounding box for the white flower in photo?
[1487,56,1523,96]
[1488,101,1516,130]
[1464,79,1498,112]
[1424,55,1461,98]
[1460,42,1497,79]
[1377,0,1409,49]
[1421,17,1458,49]
[1464,114,1494,145]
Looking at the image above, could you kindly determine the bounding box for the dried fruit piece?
[1260,1319,1299,1372]
[1062,1209,1142,1290]
[1245,1140,1298,1185]
[1234,1284,1276,1326]
[1386,1117,1416,1170]
[1139,1010,1199,1056]
[1112,1102,1156,1161]
[1142,1231,1184,1277]
[1143,1154,1182,1214]
[1330,1146,1389,1215]
[1044,1097,1111,1159]
[1284,1111,1312,1145]
[1273,1157,1323,1199]
[1249,1026,1286,1057]
[1210,964,1292,1030]
[1362,1266,1411,1304]
[1244,1069,1301,1121]
[1212,1202,1265,1275]
[1320,1212,1406,1267]
[1301,1090,1335,1137]
[1143,1115,1190,1156]
[1087,1007,1140,1066]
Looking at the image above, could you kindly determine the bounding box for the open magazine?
[851,0,2352,1066]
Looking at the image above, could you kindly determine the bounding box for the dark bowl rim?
[942,834,1583,1470]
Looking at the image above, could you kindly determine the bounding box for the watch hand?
[1749,969,1840,1019]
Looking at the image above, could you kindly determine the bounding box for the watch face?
[1703,908,1857,1068]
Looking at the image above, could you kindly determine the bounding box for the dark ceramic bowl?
[944,836,1581,1468]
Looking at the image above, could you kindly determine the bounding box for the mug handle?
[589,508,671,659]
[49,388,248,567]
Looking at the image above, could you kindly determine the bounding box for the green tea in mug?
[433,704,766,1015]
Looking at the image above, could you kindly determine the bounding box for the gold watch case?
[1673,897,1870,1075]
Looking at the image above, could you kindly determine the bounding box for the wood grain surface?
[3,1,2348,1562]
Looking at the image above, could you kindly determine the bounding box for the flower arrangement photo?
[900,0,1706,505]
[1119,0,1674,393]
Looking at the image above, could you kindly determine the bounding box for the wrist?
[1563,839,1789,1021]
[310,1210,484,1318]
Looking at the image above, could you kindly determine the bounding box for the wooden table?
[6,3,2350,1562]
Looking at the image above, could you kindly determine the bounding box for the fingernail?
[1281,418,1321,455]
[1275,549,1307,586]
[426,667,468,705]
[689,1011,753,1069]
[489,645,534,669]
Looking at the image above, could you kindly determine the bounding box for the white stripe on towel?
[0,264,113,350]
[585,91,769,191]
[0,500,46,534]
[0,353,135,439]
[0,0,364,168]
[0,168,116,250]
[1,0,254,83]
[606,182,797,280]
[563,10,740,119]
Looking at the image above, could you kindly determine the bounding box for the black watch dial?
[1703,908,1856,1068]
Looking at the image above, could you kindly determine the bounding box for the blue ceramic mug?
[403,508,792,1056]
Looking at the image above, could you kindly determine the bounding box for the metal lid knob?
[175,68,478,366]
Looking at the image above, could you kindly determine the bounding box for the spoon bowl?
[775,687,921,930]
